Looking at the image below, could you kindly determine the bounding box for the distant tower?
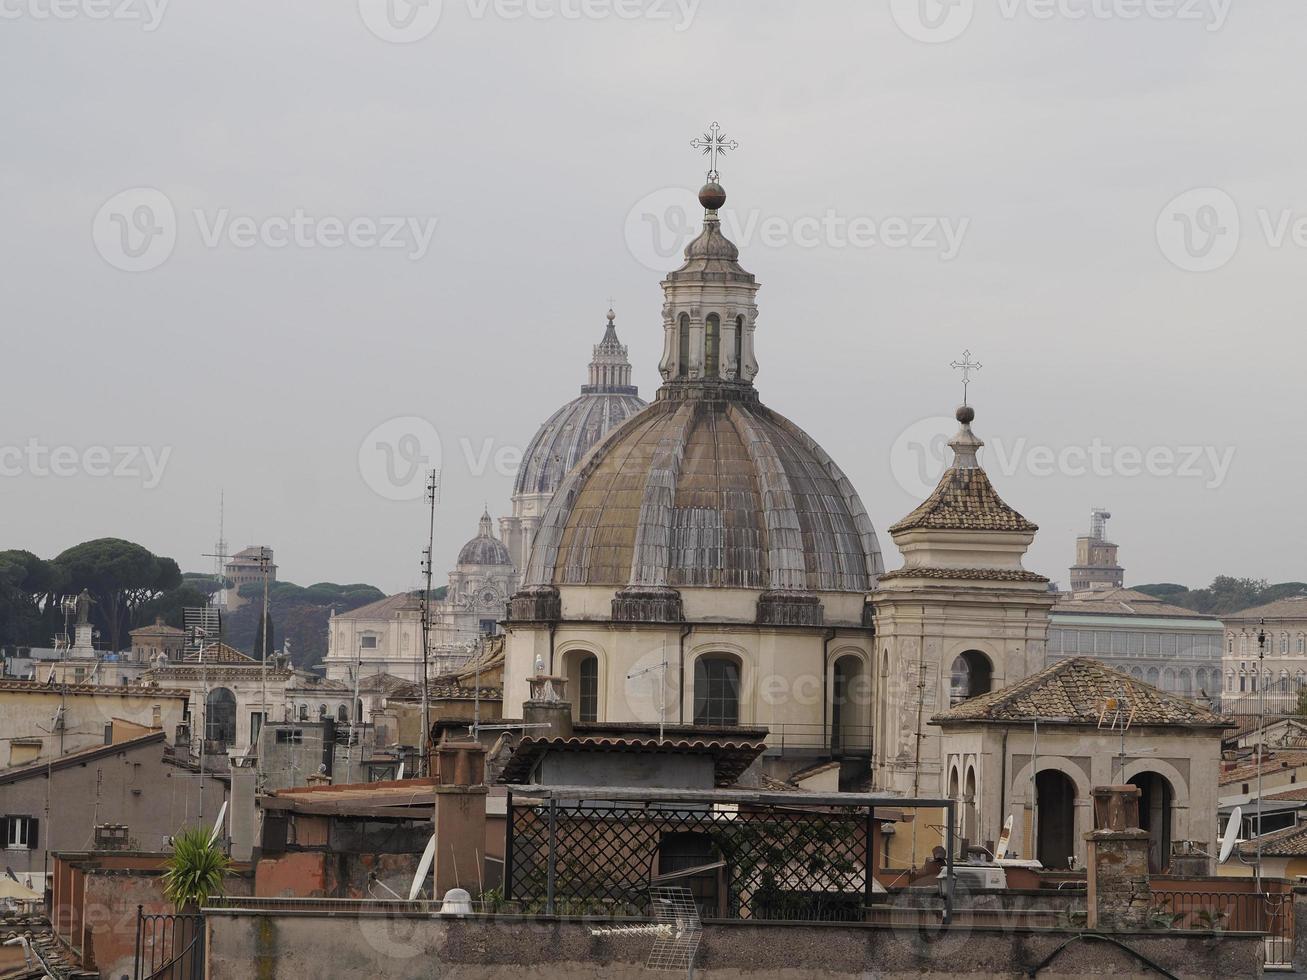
[1069,508,1123,592]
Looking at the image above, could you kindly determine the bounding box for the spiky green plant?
[163,827,233,910]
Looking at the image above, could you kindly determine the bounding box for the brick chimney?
[1084,785,1151,931]
[432,742,488,900]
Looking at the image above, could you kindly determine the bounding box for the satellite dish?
[408,834,437,901]
[1219,806,1242,865]
[208,801,228,847]
[995,814,1014,860]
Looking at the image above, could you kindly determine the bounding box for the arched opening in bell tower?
[949,650,993,705]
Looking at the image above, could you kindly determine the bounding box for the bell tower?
[658,123,761,388]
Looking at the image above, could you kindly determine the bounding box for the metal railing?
[134,908,204,980]
[1150,886,1294,968]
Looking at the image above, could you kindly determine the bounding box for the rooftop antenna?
[418,468,440,776]
[590,886,702,978]
[994,814,1014,861]
[1220,806,1242,866]
[208,800,228,847]
[1090,508,1112,541]
[408,833,437,901]
[627,638,670,745]
[213,491,229,610]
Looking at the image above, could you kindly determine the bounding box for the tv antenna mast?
[418,468,440,777]
[590,886,702,978]
[627,637,670,744]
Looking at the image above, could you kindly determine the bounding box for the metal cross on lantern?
[691,121,739,182]
[950,350,982,406]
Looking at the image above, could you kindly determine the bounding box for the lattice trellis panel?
[509,801,870,921]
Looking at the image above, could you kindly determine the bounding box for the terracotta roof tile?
[889,466,1037,535]
[1224,595,1307,622]
[1218,752,1307,786]
[1239,821,1307,857]
[933,657,1229,727]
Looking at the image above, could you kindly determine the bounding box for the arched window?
[1227,634,1234,654]
[1299,634,1305,655]
[318,704,328,719]
[694,656,740,727]
[734,315,744,376]
[1280,670,1289,693]
[1146,667,1159,688]
[337,704,349,722]
[1283,633,1290,655]
[578,655,599,723]
[949,651,993,705]
[205,688,237,746]
[298,703,308,721]
[704,313,720,377]
[677,313,690,378]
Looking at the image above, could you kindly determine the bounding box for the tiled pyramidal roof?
[889,406,1036,535]
[890,465,1037,534]
[933,656,1229,727]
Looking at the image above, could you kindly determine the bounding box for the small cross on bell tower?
[950,350,982,407]
[690,121,739,183]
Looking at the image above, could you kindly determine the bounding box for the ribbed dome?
[513,311,647,499]
[525,388,883,593]
[458,511,513,566]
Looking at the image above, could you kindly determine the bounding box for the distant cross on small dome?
[950,349,983,406]
[691,121,739,182]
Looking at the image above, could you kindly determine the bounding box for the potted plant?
[163,827,233,911]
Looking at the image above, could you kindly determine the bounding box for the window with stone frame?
[694,656,740,727]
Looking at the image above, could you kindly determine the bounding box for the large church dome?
[523,180,883,597]
[524,388,881,592]
[512,311,647,499]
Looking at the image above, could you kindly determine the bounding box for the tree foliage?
[225,580,385,669]
[1135,576,1307,616]
[52,538,182,652]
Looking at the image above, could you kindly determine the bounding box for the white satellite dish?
[995,814,1014,860]
[208,801,228,847]
[1218,806,1242,865]
[408,833,437,901]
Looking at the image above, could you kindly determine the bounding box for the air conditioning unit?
[940,864,1007,891]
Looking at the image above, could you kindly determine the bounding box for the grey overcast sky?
[2,0,1303,596]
